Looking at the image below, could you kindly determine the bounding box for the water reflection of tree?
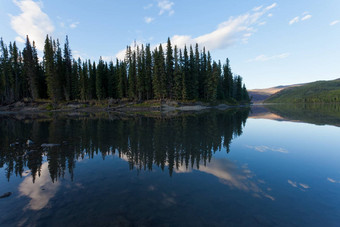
[0,109,249,182]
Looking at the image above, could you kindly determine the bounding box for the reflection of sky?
[19,163,60,210]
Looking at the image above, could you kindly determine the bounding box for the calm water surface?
[1,106,340,226]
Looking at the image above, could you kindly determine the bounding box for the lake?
[1,105,340,226]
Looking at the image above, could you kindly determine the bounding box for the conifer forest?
[0,36,250,105]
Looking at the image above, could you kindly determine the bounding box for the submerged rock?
[9,142,20,147]
[0,192,12,199]
[41,143,60,148]
[26,139,34,146]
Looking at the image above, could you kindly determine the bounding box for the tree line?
[0,36,250,105]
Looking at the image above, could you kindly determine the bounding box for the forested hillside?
[265,79,340,103]
[0,36,250,105]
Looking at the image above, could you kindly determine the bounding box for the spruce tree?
[200,47,207,100]
[96,57,105,100]
[173,46,182,100]
[137,45,146,100]
[63,36,72,100]
[145,44,153,100]
[182,45,189,100]
[128,47,137,99]
[55,39,64,100]
[0,39,13,103]
[166,38,174,98]
[223,58,233,99]
[44,35,58,103]
[23,37,39,100]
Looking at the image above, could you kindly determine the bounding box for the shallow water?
[0,106,340,226]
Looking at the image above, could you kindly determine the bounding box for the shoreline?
[0,100,249,115]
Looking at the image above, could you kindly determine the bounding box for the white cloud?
[158,0,174,16]
[73,50,89,60]
[144,17,154,24]
[258,21,266,26]
[15,36,25,43]
[69,21,80,29]
[248,53,290,62]
[116,3,277,59]
[268,13,273,17]
[289,16,299,25]
[253,6,263,11]
[330,20,339,26]
[301,14,312,21]
[101,56,113,62]
[265,3,277,10]
[290,13,312,25]
[10,0,54,51]
[143,3,153,10]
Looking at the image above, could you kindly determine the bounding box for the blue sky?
[0,0,340,89]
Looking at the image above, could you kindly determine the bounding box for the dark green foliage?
[166,38,174,98]
[79,60,88,100]
[153,44,167,99]
[63,36,72,100]
[234,75,243,101]
[71,59,79,100]
[88,60,96,99]
[173,46,182,100]
[96,57,105,100]
[182,45,189,100]
[144,44,153,100]
[44,35,59,102]
[128,47,137,99]
[0,36,250,104]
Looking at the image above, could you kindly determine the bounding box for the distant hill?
[248,84,301,102]
[265,78,340,103]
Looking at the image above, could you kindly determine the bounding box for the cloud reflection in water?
[19,163,60,210]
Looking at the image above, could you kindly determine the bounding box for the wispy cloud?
[73,50,89,60]
[247,53,290,62]
[330,20,339,26]
[116,3,277,59]
[253,6,263,11]
[289,16,299,25]
[289,12,312,25]
[10,0,54,51]
[158,0,174,16]
[266,3,277,10]
[69,21,80,29]
[144,17,154,24]
[268,13,273,17]
[301,14,312,21]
